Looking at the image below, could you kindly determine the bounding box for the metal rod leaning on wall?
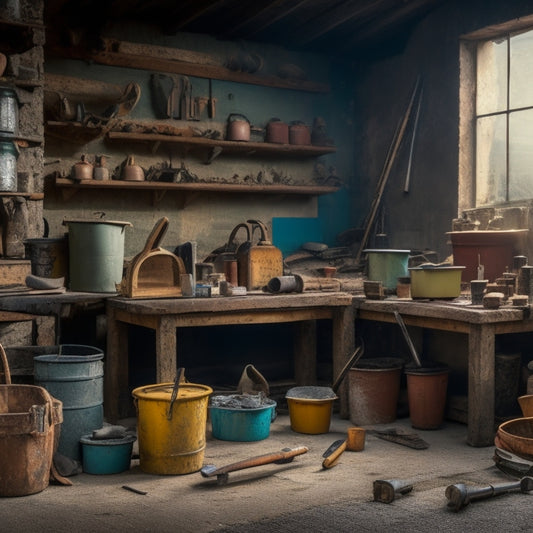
[354,76,421,266]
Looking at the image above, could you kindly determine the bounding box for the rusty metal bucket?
[0,343,63,497]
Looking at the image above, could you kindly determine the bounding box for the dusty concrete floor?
[2,412,533,532]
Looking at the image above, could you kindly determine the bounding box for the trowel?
[200,446,308,485]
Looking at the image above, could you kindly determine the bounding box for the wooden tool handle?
[205,446,308,477]
[322,440,347,469]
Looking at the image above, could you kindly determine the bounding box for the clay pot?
[266,118,289,144]
[289,121,311,145]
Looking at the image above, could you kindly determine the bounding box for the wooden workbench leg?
[104,306,129,423]
[333,305,355,419]
[467,323,495,447]
[294,320,317,385]
[155,316,177,383]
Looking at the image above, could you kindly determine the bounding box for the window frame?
[459,14,533,215]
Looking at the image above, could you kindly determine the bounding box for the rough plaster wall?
[42,29,354,258]
[351,0,533,261]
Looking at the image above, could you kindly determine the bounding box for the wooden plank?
[106,131,336,156]
[54,177,339,197]
[45,44,330,93]
[467,324,496,447]
[44,73,124,103]
[293,320,317,385]
[156,316,177,383]
[333,304,355,418]
[0,310,35,322]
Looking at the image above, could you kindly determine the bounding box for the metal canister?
[0,87,19,138]
[0,141,18,191]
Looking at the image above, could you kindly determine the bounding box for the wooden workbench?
[105,291,355,421]
[353,297,533,447]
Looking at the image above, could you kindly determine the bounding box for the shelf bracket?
[61,187,79,201]
[205,146,223,164]
[152,189,167,206]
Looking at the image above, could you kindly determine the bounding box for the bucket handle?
[167,367,185,420]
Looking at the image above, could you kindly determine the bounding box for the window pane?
[476,114,507,205]
[477,38,507,115]
[510,29,533,109]
[509,109,533,200]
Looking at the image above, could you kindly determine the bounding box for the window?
[475,28,533,206]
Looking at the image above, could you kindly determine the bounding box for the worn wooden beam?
[294,0,394,46]
[45,42,330,93]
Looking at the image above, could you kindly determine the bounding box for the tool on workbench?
[237,220,283,290]
[322,438,347,469]
[117,217,186,298]
[200,446,309,485]
[445,476,533,512]
[373,479,413,503]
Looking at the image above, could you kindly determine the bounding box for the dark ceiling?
[44,0,445,60]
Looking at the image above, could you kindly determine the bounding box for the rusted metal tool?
[322,439,347,469]
[373,479,414,503]
[445,476,533,512]
[200,446,308,485]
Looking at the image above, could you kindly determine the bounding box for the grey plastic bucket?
[63,218,132,292]
[33,344,104,461]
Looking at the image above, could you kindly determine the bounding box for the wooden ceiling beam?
[344,0,442,47]
[292,0,396,46]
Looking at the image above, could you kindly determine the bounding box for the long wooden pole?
[355,78,421,265]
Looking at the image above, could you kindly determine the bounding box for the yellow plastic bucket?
[286,397,336,434]
[132,382,212,475]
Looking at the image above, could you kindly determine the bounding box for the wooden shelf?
[45,42,330,94]
[54,177,339,205]
[46,121,107,144]
[106,131,336,158]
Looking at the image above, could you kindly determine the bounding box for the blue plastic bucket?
[33,345,104,461]
[80,434,136,474]
[210,400,277,441]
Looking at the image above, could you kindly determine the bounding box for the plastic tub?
[286,386,337,434]
[210,399,277,441]
[80,434,136,475]
[409,266,465,299]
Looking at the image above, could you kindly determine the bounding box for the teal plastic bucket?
[210,400,277,441]
[364,249,410,290]
[80,434,136,474]
[33,345,104,461]
[63,219,132,293]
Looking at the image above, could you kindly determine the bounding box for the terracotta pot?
[266,119,289,144]
[289,122,311,145]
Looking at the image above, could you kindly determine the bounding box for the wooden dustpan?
[117,217,186,298]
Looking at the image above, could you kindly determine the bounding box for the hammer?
[445,476,533,511]
[373,479,413,503]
